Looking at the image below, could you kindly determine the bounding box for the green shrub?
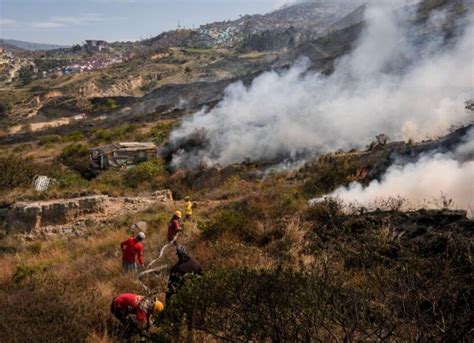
[39,135,61,146]
[201,209,252,242]
[162,267,366,342]
[149,122,173,145]
[104,98,119,110]
[123,158,165,188]
[12,264,46,284]
[92,124,138,144]
[58,144,92,179]
[92,128,113,143]
[48,168,87,188]
[0,154,37,191]
[114,123,138,137]
[63,131,85,143]
[93,170,124,188]
[302,155,358,197]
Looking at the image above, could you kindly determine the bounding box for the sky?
[0,0,282,45]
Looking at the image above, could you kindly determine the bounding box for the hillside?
[0,39,70,51]
[0,0,473,342]
[146,0,364,50]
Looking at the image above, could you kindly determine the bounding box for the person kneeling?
[111,293,164,339]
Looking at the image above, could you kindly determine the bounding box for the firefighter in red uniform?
[121,232,145,272]
[111,293,164,338]
[167,211,182,242]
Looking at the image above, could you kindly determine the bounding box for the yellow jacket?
[185,200,193,216]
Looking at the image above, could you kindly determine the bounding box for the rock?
[153,189,173,202]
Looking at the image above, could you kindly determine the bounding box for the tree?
[18,65,34,86]
[58,144,93,179]
[71,44,82,53]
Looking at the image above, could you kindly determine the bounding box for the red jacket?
[121,237,144,266]
[167,219,181,241]
[113,293,148,324]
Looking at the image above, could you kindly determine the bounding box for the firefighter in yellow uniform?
[184,196,193,221]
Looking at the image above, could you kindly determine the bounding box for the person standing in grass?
[184,196,193,221]
[167,210,183,242]
[121,231,145,272]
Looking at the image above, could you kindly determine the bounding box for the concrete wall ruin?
[5,190,174,236]
[7,196,108,233]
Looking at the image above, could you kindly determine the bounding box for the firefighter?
[184,196,193,221]
[166,245,202,301]
[167,211,182,242]
[121,232,145,273]
[111,293,164,338]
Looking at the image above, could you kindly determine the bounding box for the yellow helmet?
[174,210,182,219]
[185,196,190,201]
[153,300,164,313]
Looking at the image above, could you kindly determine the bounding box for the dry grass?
[0,155,471,342]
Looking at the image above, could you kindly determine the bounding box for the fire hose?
[137,233,181,294]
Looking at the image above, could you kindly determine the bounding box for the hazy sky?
[0,0,283,45]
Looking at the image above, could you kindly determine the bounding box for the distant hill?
[146,0,365,50]
[0,39,70,51]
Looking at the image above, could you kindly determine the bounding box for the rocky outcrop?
[152,189,174,202]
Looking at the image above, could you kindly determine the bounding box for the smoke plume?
[325,153,474,214]
[170,0,473,169]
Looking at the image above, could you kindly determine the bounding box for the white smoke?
[315,130,474,214]
[170,1,474,168]
[456,127,474,160]
[324,153,474,214]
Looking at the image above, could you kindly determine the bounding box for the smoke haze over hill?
[169,0,474,169]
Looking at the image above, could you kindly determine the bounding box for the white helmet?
[136,232,146,241]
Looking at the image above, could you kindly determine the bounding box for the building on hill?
[85,40,108,52]
[89,142,157,172]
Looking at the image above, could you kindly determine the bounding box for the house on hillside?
[85,40,108,52]
[89,142,157,172]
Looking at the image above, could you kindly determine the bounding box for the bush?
[302,155,358,197]
[123,158,165,188]
[47,167,87,189]
[93,170,124,188]
[201,209,252,242]
[58,144,92,179]
[63,131,85,143]
[92,124,138,144]
[0,154,37,191]
[104,98,119,110]
[38,135,61,146]
[92,128,113,143]
[163,251,472,342]
[162,267,375,342]
[149,122,173,145]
